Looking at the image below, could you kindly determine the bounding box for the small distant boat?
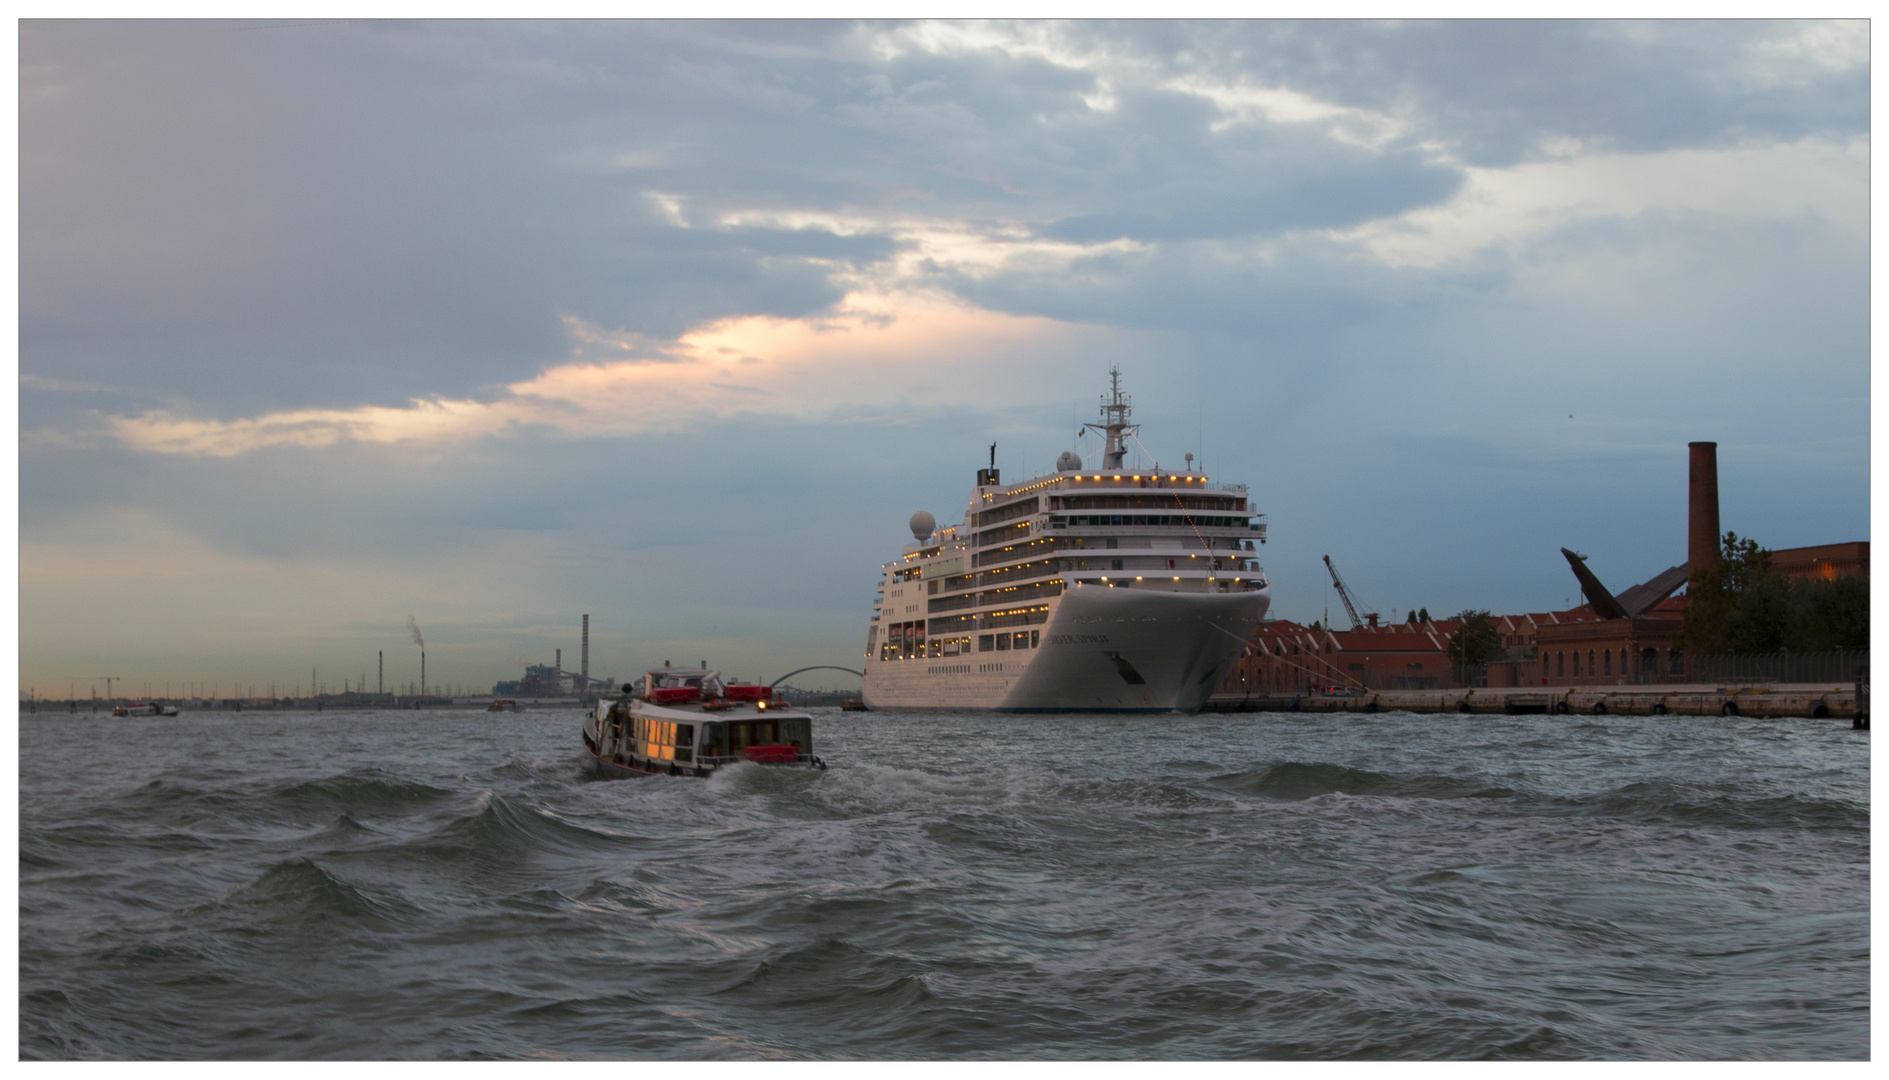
[487,699,522,713]
[841,697,868,711]
[112,702,178,717]
[583,665,825,779]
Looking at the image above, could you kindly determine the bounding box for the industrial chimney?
[1689,442,1721,575]
[582,615,590,693]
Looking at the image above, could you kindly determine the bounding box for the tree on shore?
[1446,610,1504,682]
[1680,532,1868,653]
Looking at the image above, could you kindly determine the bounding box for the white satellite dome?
[1056,450,1083,471]
[909,510,936,541]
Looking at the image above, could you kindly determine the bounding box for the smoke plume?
[407,616,424,649]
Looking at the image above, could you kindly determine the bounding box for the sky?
[16,18,1870,700]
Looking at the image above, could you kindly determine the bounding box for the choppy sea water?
[18,706,1869,1060]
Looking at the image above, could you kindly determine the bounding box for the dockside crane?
[87,675,120,701]
[1322,556,1378,630]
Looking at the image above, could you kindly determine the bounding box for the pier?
[1209,683,1862,720]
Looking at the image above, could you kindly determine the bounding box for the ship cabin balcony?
[1052,513,1249,531]
[1046,526,1257,553]
[923,559,1265,623]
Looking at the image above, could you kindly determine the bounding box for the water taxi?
[583,665,825,778]
[112,702,179,717]
[487,698,522,712]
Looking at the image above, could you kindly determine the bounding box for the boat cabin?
[602,712,814,767]
[585,665,820,776]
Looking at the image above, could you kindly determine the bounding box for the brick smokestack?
[1689,441,1720,574]
[582,615,590,692]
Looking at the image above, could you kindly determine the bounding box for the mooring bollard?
[1855,664,1869,730]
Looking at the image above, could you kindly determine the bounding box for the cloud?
[100,288,1143,456]
[1336,134,1866,269]
[20,373,115,393]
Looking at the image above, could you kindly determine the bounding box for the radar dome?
[1056,450,1083,472]
[909,511,936,541]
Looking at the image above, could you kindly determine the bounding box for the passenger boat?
[112,702,179,717]
[487,698,522,712]
[862,367,1271,712]
[582,665,825,778]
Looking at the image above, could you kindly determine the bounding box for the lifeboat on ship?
[581,665,825,779]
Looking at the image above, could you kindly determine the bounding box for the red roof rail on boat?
[723,684,771,702]
[650,686,701,704]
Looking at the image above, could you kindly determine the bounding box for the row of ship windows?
[928,555,1253,593]
[879,630,1041,660]
[1055,514,1245,528]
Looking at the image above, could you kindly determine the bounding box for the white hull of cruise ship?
[861,367,1273,714]
[863,584,1268,712]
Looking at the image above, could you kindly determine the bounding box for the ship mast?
[1083,365,1138,470]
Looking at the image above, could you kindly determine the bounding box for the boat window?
[1012,631,1029,649]
[978,635,994,652]
[943,639,959,656]
[1031,630,1040,648]
[685,678,702,688]
[677,724,693,747]
[996,634,1010,651]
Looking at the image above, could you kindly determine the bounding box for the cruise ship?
[862,370,1270,712]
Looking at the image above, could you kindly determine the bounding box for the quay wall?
[1208,683,1861,720]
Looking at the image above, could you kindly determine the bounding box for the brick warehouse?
[1220,608,1613,696]
[1214,438,1866,698]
